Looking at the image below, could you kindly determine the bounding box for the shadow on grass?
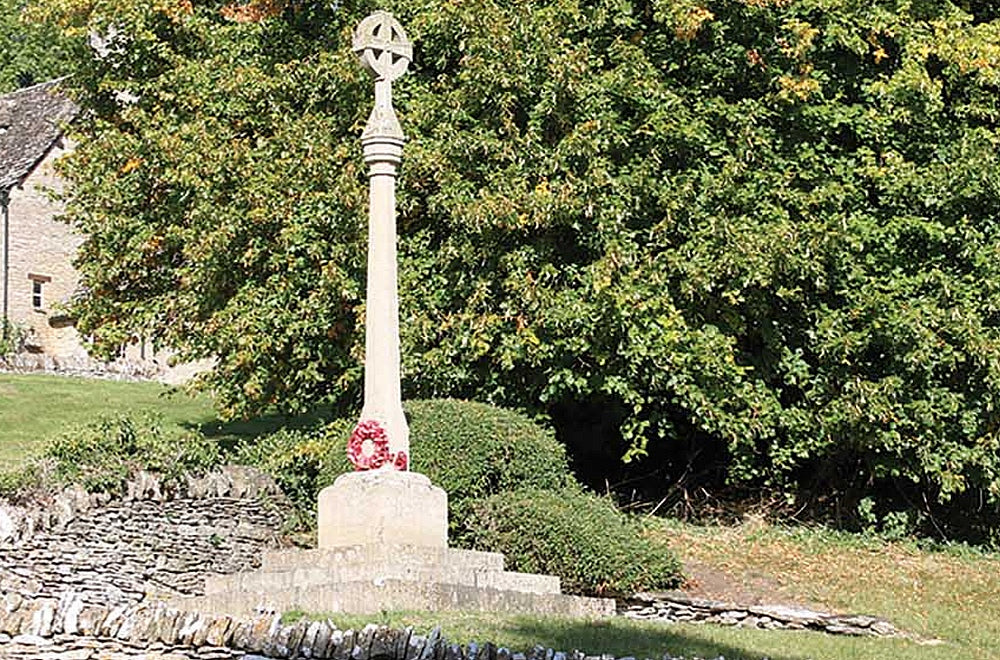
[326,612,822,660]
[501,618,809,660]
[193,403,338,450]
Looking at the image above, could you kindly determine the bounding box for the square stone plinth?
[317,471,447,549]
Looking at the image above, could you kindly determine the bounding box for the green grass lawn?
[0,373,217,467]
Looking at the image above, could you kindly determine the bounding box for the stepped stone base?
[172,472,615,619]
[173,542,614,618]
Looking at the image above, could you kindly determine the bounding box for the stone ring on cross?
[353,11,413,83]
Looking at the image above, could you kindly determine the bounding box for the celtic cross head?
[353,11,412,83]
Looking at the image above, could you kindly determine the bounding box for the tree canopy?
[0,0,79,92]
[34,0,1000,540]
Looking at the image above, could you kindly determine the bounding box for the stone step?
[206,565,561,597]
[205,547,560,597]
[180,578,615,619]
[474,571,560,594]
[260,545,505,574]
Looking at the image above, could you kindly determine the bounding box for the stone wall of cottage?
[5,137,82,360]
[1,142,212,383]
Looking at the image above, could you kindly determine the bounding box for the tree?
[35,0,1000,540]
[0,0,79,92]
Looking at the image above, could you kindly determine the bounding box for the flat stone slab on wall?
[619,592,901,637]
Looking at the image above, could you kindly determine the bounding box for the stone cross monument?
[317,12,449,550]
[179,16,615,618]
[346,11,412,472]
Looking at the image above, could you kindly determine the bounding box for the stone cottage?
[0,79,203,382]
[0,78,82,361]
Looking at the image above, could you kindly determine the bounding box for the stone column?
[351,11,413,468]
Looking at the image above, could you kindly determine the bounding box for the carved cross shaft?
[348,12,413,472]
[353,12,412,141]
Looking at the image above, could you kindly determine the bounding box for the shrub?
[231,418,353,518]
[322,399,577,523]
[44,413,219,493]
[464,487,683,597]
[0,320,26,356]
[0,464,41,500]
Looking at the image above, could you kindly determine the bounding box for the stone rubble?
[619,593,900,637]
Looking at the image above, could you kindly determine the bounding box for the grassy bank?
[651,519,999,660]
[0,373,216,467]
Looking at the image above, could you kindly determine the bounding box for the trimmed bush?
[464,487,683,597]
[322,399,576,521]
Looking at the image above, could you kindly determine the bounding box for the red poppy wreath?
[347,419,408,471]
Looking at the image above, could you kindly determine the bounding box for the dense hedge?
[44,0,1000,543]
[465,487,683,596]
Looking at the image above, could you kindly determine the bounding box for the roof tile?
[0,78,78,191]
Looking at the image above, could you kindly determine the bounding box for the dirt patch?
[678,558,829,611]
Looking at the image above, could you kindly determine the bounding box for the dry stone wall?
[0,354,159,382]
[0,497,285,605]
[0,467,288,608]
[0,466,284,546]
[0,592,735,660]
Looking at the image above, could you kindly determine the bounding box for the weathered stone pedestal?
[176,471,614,619]
[318,472,447,549]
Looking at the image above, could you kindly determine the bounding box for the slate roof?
[0,78,78,191]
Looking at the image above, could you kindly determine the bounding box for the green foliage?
[231,418,351,517]
[465,487,683,596]
[323,400,575,518]
[33,0,1000,539]
[44,412,219,493]
[0,0,79,92]
[0,463,38,499]
[0,320,25,356]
